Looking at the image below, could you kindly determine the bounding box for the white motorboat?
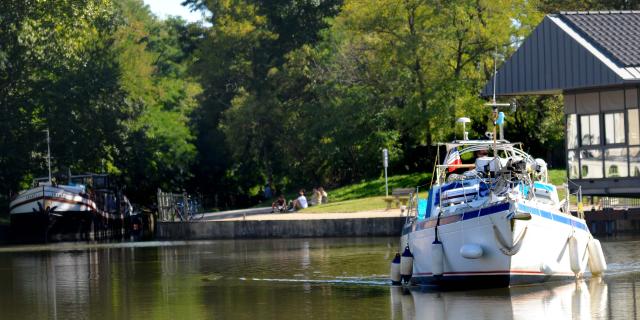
[393,110,607,289]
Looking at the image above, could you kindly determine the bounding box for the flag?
[446,147,462,173]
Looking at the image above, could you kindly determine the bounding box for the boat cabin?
[419,140,563,220]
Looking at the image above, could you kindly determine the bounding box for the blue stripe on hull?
[411,274,576,289]
[416,201,588,232]
[517,204,588,231]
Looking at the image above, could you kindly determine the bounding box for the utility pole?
[383,148,389,197]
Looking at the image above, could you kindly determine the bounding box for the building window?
[567,114,578,149]
[629,109,640,145]
[580,115,600,146]
[580,149,603,178]
[604,148,627,178]
[630,147,640,177]
[604,112,625,144]
[567,150,579,179]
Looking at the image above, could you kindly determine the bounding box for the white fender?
[390,253,401,284]
[400,247,413,283]
[460,244,483,259]
[587,239,607,276]
[568,236,582,275]
[431,241,444,276]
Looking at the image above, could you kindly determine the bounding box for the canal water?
[0,237,638,319]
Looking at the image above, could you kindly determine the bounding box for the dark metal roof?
[560,11,640,67]
[482,12,640,97]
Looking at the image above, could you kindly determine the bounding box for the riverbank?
[156,209,407,240]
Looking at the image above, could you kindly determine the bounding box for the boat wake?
[239,276,389,286]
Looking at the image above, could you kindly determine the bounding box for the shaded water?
[0,237,638,319]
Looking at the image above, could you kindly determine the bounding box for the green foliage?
[0,0,201,206]
[3,0,621,211]
[113,0,202,202]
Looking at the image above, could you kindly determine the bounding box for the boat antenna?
[491,48,499,157]
[485,47,509,157]
[45,128,52,184]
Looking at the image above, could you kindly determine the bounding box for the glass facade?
[580,114,600,146]
[604,112,625,144]
[604,148,628,178]
[629,109,639,145]
[580,149,603,179]
[630,147,640,177]
[566,90,640,182]
[567,150,579,179]
[567,114,578,149]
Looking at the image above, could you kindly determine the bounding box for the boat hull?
[9,186,99,241]
[406,201,592,288]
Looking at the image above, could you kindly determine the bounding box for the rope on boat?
[492,223,528,256]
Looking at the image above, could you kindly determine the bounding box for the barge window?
[580,115,600,146]
[604,112,625,144]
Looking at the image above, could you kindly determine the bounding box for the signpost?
[383,148,389,197]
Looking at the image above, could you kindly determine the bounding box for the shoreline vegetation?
[5,0,626,213]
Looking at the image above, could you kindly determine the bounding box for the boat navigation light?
[456,117,471,140]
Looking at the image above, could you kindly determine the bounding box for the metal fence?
[157,189,203,222]
[599,197,640,210]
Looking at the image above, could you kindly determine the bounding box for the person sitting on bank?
[309,188,321,206]
[319,187,328,204]
[271,194,287,213]
[289,189,308,211]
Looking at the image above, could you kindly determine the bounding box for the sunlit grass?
[327,172,432,202]
[548,168,567,186]
[300,196,388,213]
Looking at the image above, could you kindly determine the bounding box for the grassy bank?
[327,172,432,202]
[300,172,430,213]
[302,169,569,213]
[548,168,567,186]
[302,196,388,213]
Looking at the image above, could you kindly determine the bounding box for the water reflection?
[0,238,638,319]
[389,277,614,319]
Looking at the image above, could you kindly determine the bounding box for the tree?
[0,0,129,207]
[113,0,202,203]
[187,0,341,207]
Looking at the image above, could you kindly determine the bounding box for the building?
[483,11,640,196]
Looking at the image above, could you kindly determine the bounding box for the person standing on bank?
[290,189,308,211]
